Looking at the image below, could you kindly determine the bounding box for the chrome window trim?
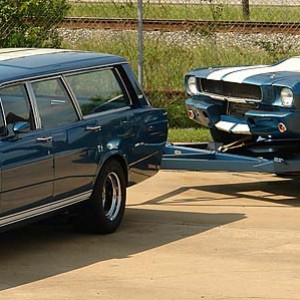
[0,62,129,89]
[0,82,38,134]
[0,96,6,135]
[61,76,83,120]
[0,190,92,228]
[25,81,42,128]
[29,76,81,129]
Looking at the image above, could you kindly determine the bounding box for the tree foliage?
[0,0,69,48]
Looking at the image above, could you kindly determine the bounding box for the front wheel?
[81,160,126,234]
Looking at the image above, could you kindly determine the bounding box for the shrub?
[0,0,69,48]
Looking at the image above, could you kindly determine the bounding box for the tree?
[0,0,69,48]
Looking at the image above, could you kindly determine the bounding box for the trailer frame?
[162,139,300,175]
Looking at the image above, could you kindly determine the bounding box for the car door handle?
[85,125,102,132]
[147,125,155,132]
[36,136,53,143]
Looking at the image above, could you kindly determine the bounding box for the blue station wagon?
[0,48,168,234]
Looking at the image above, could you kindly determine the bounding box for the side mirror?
[12,121,30,134]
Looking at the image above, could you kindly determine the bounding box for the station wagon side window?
[65,68,129,116]
[31,78,78,128]
[0,84,33,136]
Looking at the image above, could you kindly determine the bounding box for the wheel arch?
[95,152,129,187]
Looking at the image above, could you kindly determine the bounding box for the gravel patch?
[59,27,300,51]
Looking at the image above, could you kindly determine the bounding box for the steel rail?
[61,17,300,33]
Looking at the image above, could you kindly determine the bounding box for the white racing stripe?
[0,48,71,61]
[223,57,300,83]
[207,65,266,81]
[206,57,300,83]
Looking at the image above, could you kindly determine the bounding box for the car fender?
[94,143,129,187]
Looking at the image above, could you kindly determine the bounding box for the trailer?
[162,138,300,175]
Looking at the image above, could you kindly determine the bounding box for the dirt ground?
[1,170,300,299]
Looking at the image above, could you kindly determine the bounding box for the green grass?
[68,3,300,22]
[63,34,283,92]
[168,128,212,142]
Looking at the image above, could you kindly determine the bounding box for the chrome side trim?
[128,150,160,167]
[82,105,131,120]
[0,190,92,228]
[215,120,251,135]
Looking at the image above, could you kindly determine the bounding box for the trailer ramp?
[162,142,300,174]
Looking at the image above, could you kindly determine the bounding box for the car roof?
[0,48,127,85]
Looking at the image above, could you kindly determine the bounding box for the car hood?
[189,57,300,86]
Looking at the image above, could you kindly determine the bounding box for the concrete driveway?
[1,170,300,299]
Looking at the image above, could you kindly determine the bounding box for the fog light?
[278,122,287,133]
[188,110,195,119]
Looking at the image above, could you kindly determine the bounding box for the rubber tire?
[210,127,248,144]
[81,160,126,234]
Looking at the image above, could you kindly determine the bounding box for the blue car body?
[185,57,300,142]
[0,48,168,232]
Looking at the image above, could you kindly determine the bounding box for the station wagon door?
[31,77,101,204]
[0,83,53,217]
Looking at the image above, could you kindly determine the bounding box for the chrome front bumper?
[215,120,251,135]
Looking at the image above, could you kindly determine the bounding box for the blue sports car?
[185,58,300,144]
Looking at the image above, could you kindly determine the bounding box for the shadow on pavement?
[0,208,245,291]
[138,177,300,207]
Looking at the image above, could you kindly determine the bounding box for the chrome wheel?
[102,171,122,221]
[79,160,126,234]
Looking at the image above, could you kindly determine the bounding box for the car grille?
[200,79,262,101]
[227,102,258,118]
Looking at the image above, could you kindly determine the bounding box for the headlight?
[187,76,199,95]
[280,88,294,107]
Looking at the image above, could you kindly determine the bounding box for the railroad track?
[61,17,300,33]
